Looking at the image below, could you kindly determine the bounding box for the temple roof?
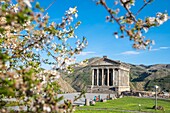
[89,56,130,69]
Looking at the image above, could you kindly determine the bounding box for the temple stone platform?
[87,85,117,94]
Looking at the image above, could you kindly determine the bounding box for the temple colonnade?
[91,68,119,86]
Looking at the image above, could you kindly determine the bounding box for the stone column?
[92,69,94,86]
[107,69,109,86]
[115,69,118,86]
[102,68,104,86]
[122,71,124,86]
[112,69,114,80]
[112,69,114,86]
[118,69,120,86]
[127,71,129,86]
[118,69,121,94]
[114,69,116,86]
[96,69,99,86]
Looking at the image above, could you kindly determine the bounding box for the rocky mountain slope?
[63,57,170,92]
[57,77,76,93]
[129,63,170,91]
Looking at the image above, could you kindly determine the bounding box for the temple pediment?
[90,56,121,66]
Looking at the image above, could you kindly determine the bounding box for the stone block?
[85,99,90,106]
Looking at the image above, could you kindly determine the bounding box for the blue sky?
[37,0,170,65]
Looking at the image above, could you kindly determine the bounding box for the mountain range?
[62,57,170,92]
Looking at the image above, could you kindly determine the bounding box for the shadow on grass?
[145,106,153,110]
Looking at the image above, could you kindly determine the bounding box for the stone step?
[87,87,117,94]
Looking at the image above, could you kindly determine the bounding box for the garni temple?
[87,56,130,94]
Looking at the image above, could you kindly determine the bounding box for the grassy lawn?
[75,97,170,113]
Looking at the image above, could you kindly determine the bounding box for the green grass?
[75,97,170,113]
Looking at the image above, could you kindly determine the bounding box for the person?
[98,95,100,101]
[96,96,99,101]
[94,96,96,101]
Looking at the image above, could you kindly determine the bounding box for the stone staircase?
[87,85,118,94]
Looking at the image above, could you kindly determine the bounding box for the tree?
[0,0,87,112]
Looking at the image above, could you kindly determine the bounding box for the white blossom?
[76,39,80,45]
[68,16,73,22]
[63,28,67,32]
[63,38,68,42]
[115,34,118,39]
[156,12,162,17]
[13,6,19,12]
[151,40,155,45]
[57,56,62,61]
[77,47,81,51]
[69,7,77,14]
[75,13,78,18]
[156,18,164,25]
[148,17,155,24]
[23,0,32,8]
[163,14,168,21]
[51,43,56,48]
[143,27,148,33]
[46,39,51,44]
[122,0,128,3]
[80,43,85,48]
[56,74,60,79]
[137,31,142,37]
[156,13,168,25]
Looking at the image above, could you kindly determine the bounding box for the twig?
[120,0,137,22]
[45,0,57,11]
[135,0,153,16]
[124,6,137,22]
[99,0,122,27]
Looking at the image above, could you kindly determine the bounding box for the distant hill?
[63,57,170,92]
[129,63,170,91]
[62,57,100,92]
